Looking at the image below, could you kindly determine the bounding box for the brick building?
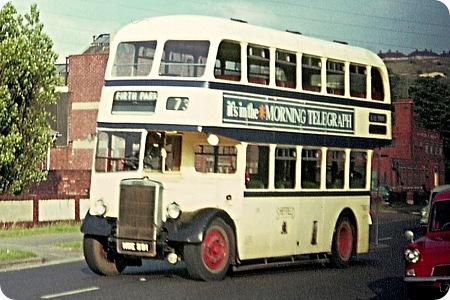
[32,44,109,196]
[372,98,445,198]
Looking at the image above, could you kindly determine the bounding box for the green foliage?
[409,77,450,174]
[0,3,60,195]
[409,77,450,133]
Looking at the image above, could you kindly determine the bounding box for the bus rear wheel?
[330,216,355,268]
[184,218,232,281]
[83,235,125,276]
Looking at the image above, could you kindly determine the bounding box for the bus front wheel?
[184,218,233,281]
[83,235,125,276]
[330,216,355,268]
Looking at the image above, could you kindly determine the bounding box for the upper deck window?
[302,55,321,92]
[350,64,367,98]
[276,50,296,89]
[160,40,210,77]
[112,41,156,77]
[247,45,270,85]
[371,68,385,101]
[326,60,345,95]
[215,41,241,81]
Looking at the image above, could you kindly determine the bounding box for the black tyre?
[184,219,233,281]
[83,235,125,276]
[330,216,355,268]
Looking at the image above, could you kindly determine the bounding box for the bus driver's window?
[144,132,182,172]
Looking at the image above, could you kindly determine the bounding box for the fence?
[0,195,89,228]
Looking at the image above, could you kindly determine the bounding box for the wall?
[0,195,89,227]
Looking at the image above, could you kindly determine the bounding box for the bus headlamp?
[167,202,182,220]
[91,199,107,216]
[404,248,420,263]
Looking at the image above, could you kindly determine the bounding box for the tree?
[409,77,450,132]
[409,76,450,179]
[0,3,60,195]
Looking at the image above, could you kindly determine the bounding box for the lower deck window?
[350,151,367,188]
[326,150,345,189]
[246,145,269,188]
[195,145,237,174]
[275,147,296,189]
[301,149,321,188]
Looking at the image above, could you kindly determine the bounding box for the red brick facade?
[372,98,445,194]
[34,53,108,196]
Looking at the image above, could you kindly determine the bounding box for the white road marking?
[40,287,99,299]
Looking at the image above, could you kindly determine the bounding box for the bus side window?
[350,151,367,188]
[371,68,385,101]
[247,45,270,85]
[302,55,321,92]
[275,50,296,88]
[195,146,237,174]
[215,41,241,81]
[350,64,367,98]
[112,41,157,77]
[301,149,321,189]
[245,145,269,189]
[275,147,296,189]
[326,60,345,95]
[159,40,210,77]
[326,150,345,189]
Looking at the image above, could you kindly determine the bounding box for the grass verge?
[0,222,81,238]
[0,248,37,262]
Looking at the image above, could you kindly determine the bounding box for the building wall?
[372,98,445,195]
[35,53,108,196]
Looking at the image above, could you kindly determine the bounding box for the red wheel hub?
[202,228,228,270]
[337,223,352,259]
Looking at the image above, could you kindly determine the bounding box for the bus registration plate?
[121,241,150,252]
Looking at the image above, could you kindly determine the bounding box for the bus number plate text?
[121,241,150,252]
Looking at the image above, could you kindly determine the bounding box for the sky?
[2,0,450,63]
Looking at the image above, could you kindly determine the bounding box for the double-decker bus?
[81,15,391,281]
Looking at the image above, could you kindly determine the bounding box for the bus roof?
[112,15,385,68]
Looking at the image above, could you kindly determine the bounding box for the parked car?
[404,189,450,299]
[371,184,393,203]
[419,185,450,229]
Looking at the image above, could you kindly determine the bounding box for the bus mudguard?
[164,207,233,243]
[80,211,113,237]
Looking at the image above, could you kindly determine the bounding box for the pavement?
[0,205,422,272]
[0,231,84,272]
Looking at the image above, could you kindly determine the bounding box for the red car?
[404,189,450,299]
